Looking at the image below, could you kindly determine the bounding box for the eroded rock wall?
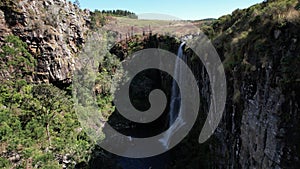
[0,0,91,84]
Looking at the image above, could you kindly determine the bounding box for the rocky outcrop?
[196,1,300,168]
[0,0,91,84]
[0,0,298,168]
[110,1,300,168]
[107,17,300,167]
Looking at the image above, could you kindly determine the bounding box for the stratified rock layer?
[0,0,91,84]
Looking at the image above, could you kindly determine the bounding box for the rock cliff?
[0,0,299,168]
[0,0,90,85]
[194,1,300,168]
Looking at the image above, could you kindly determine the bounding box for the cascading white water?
[169,42,186,125]
[159,42,187,149]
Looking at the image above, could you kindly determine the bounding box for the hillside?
[189,0,300,168]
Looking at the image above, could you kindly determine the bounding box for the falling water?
[117,43,187,169]
[169,42,186,125]
[159,42,187,149]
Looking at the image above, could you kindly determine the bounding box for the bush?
[0,35,36,78]
[90,10,106,29]
[0,81,92,168]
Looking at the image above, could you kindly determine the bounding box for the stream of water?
[159,42,186,149]
[169,42,186,126]
[118,42,186,169]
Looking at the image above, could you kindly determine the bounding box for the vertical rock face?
[232,62,299,169]
[0,0,91,84]
[241,66,299,169]
[179,33,299,169]
[161,2,299,168]
[239,74,286,168]
[196,1,300,168]
[109,27,299,168]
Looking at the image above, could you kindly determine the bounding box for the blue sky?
[72,0,263,20]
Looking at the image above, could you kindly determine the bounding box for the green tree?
[74,0,80,7]
[0,35,36,79]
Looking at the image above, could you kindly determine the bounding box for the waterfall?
[159,42,186,149]
[169,42,186,125]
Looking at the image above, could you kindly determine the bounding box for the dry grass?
[232,29,251,44]
[103,16,200,39]
[285,8,300,21]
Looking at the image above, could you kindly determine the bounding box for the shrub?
[0,35,36,78]
[0,81,92,168]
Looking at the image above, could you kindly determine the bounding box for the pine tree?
[74,0,80,7]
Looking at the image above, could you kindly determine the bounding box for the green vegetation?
[199,0,300,111]
[73,0,80,8]
[0,0,18,9]
[0,35,36,79]
[96,53,120,120]
[200,0,300,74]
[73,31,121,143]
[0,34,121,168]
[100,10,138,19]
[90,10,107,29]
[1,0,299,168]
[0,81,92,168]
